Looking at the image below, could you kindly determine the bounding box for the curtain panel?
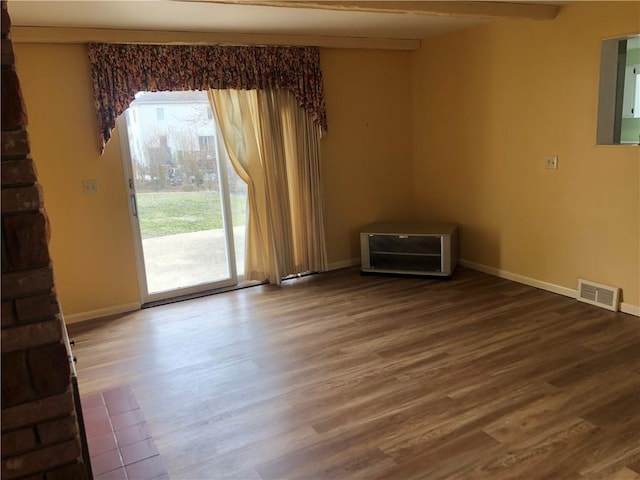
[87,43,328,153]
[209,89,328,284]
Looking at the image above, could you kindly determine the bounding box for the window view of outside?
[621,36,640,144]
[125,91,247,294]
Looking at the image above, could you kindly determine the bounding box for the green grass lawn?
[137,190,247,239]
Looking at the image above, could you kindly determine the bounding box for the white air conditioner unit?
[577,279,620,312]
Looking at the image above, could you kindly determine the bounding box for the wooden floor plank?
[68,267,640,479]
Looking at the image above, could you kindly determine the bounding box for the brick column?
[1,2,88,478]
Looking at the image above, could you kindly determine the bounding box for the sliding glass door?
[118,91,247,304]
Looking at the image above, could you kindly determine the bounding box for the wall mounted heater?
[577,279,620,312]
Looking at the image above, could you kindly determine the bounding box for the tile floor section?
[81,385,169,480]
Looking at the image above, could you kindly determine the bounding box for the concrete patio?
[141,226,245,294]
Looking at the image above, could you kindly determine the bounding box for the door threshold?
[141,280,265,309]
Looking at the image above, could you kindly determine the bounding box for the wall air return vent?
[577,279,620,312]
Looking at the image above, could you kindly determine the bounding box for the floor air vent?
[577,279,620,312]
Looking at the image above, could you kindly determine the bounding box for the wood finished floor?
[68,267,640,480]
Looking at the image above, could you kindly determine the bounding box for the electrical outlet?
[545,155,558,170]
[83,179,98,195]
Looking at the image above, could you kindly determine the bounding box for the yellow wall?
[14,43,140,318]
[321,49,414,264]
[411,1,639,305]
[13,43,414,317]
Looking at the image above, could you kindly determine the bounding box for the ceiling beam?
[180,1,562,20]
[11,26,421,50]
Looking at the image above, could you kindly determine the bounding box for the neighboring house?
[125,91,219,190]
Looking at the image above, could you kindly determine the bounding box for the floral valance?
[87,43,328,153]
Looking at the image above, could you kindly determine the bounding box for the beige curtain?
[208,89,327,285]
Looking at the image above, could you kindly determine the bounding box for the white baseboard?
[63,302,141,324]
[61,263,640,320]
[621,303,640,317]
[459,259,639,318]
[327,258,361,271]
[459,259,577,298]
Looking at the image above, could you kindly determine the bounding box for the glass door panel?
[119,91,247,303]
[137,186,230,294]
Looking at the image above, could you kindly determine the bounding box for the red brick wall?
[1,2,88,478]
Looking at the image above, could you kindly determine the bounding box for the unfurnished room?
[1,1,639,479]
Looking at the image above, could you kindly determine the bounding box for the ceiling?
[7,1,563,42]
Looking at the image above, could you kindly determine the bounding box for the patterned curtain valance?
[87,43,328,153]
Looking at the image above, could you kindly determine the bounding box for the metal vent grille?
[577,279,619,311]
